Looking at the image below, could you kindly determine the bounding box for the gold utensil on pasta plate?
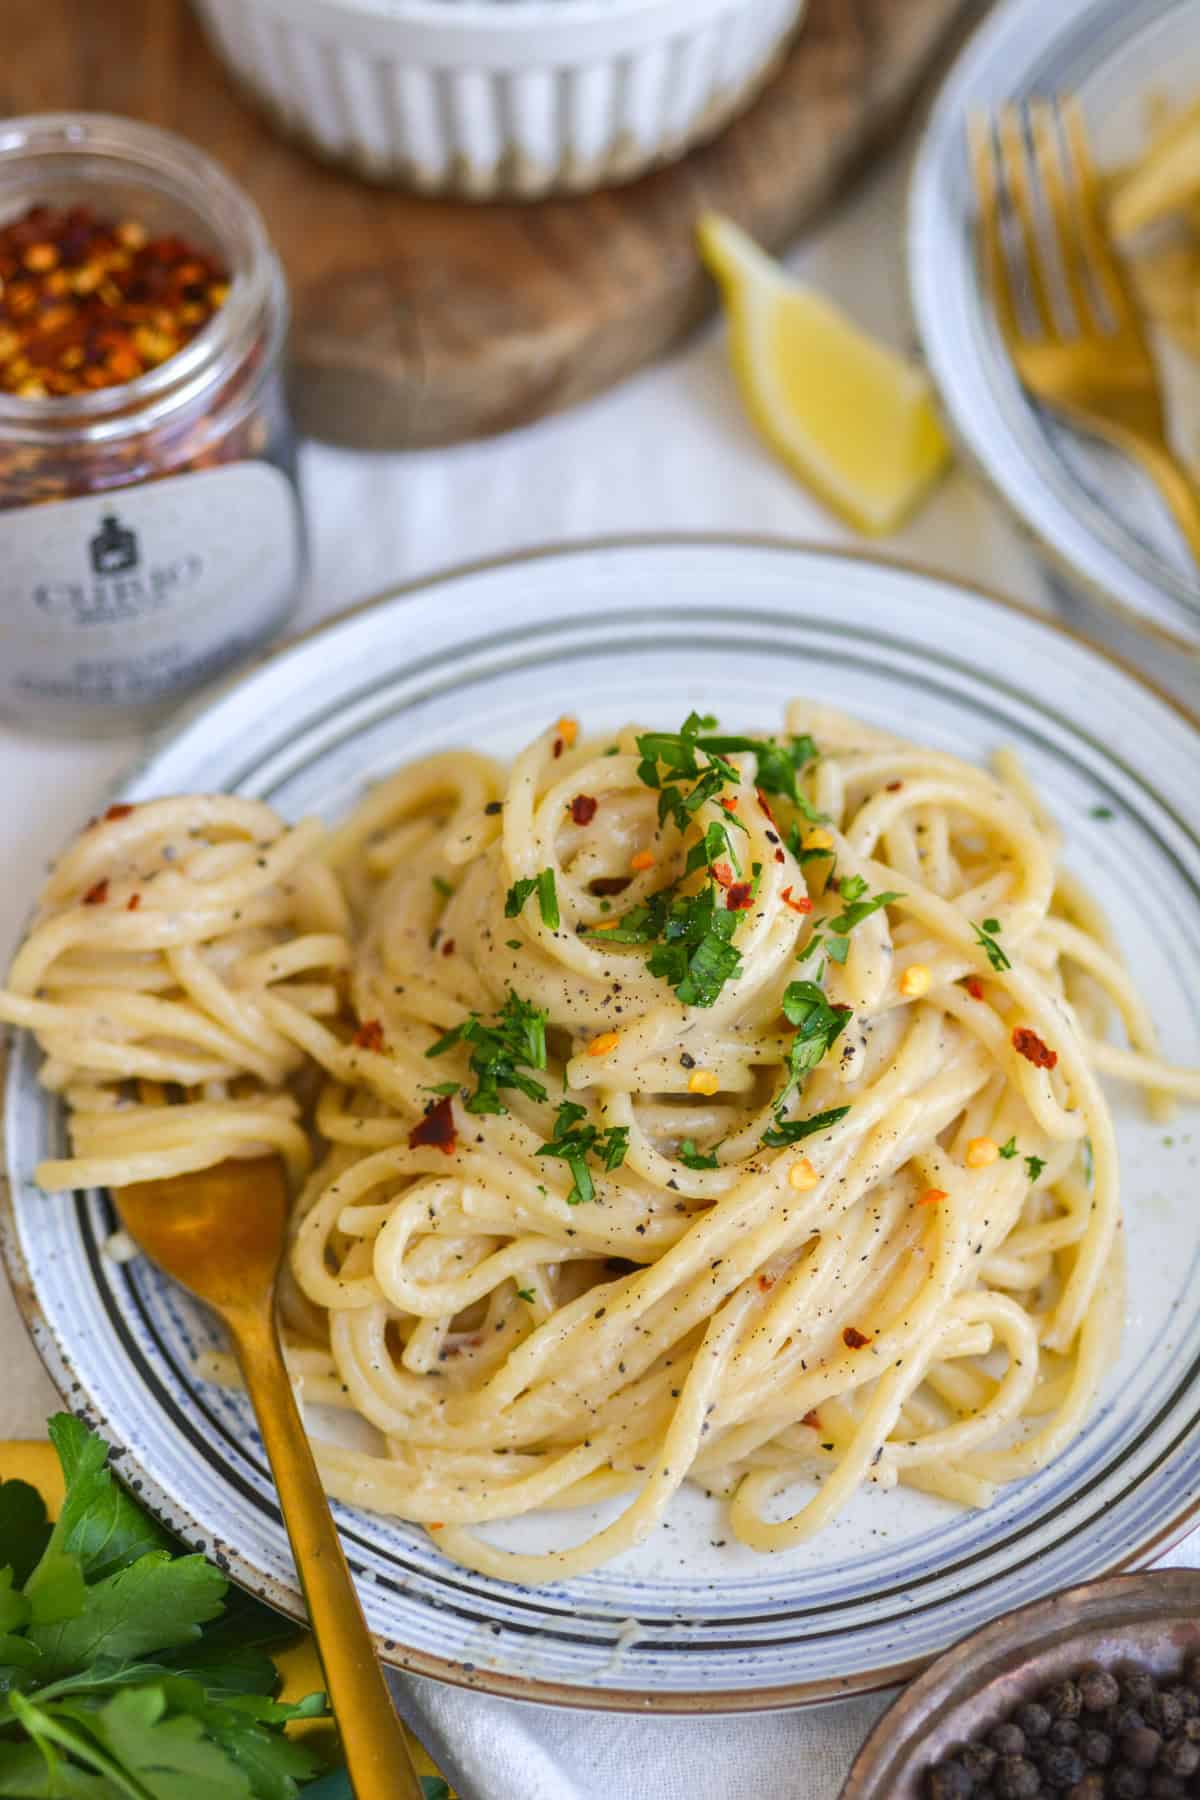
[117,1144,424,1800]
[968,98,1200,566]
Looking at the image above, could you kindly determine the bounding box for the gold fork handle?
[1095,418,1200,568]
[225,1306,424,1800]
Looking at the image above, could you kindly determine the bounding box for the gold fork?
[118,1151,423,1800]
[969,98,1200,565]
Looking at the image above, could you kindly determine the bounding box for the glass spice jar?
[0,113,305,735]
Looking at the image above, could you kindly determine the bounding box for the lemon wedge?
[698,213,951,534]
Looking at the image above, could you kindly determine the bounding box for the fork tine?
[995,106,1057,336]
[1027,100,1097,334]
[968,113,1020,346]
[1059,97,1138,330]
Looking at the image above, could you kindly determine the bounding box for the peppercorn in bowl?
[842,1570,1200,1799]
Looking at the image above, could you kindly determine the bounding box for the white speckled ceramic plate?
[909,0,1200,656]
[3,538,1200,1711]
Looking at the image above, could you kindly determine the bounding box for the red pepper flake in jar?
[82,878,109,905]
[570,795,598,826]
[1012,1026,1058,1070]
[781,886,813,914]
[725,883,753,911]
[842,1326,871,1350]
[352,1019,386,1053]
[408,1094,457,1156]
[0,204,229,397]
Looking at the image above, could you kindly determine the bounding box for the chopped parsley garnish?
[505,868,559,930]
[829,874,903,937]
[973,917,1011,972]
[762,980,853,1143]
[646,883,742,1008]
[998,1135,1018,1159]
[684,818,743,880]
[422,1081,460,1098]
[696,730,824,822]
[505,938,523,950]
[426,989,549,1114]
[762,1104,851,1149]
[635,711,745,835]
[678,1137,720,1169]
[1090,805,1115,821]
[1025,1154,1046,1182]
[536,1099,630,1204]
[432,874,455,899]
[515,1287,535,1303]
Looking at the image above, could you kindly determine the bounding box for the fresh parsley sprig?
[973,917,1011,972]
[536,1100,630,1205]
[505,868,560,931]
[1025,1154,1047,1182]
[678,1138,721,1170]
[762,1104,851,1148]
[761,981,853,1145]
[800,875,902,968]
[634,712,745,836]
[426,989,549,1114]
[0,1415,326,1799]
[697,731,825,822]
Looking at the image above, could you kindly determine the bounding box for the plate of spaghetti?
[2,536,1199,1710]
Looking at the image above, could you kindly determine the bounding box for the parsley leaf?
[431,875,454,899]
[1025,1154,1046,1182]
[0,1481,51,1588]
[646,884,743,1009]
[997,1136,1018,1159]
[762,1104,851,1148]
[698,731,825,821]
[678,1138,720,1170]
[763,983,853,1142]
[515,1288,535,1303]
[635,714,744,835]
[828,876,903,938]
[426,990,548,1113]
[973,919,1011,972]
[504,868,560,930]
[536,1100,630,1204]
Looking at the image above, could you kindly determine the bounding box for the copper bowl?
[841,1570,1200,1798]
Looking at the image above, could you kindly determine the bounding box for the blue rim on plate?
[908,0,1200,655]
[2,536,1199,1712]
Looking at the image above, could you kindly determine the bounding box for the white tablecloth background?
[2,143,1197,1800]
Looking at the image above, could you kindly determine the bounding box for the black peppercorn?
[1110,1768,1149,1799]
[1120,1725,1162,1769]
[1040,1743,1084,1786]
[1049,1719,1082,1747]
[1147,1773,1187,1799]
[1182,1716,1200,1743]
[1013,1702,1052,1741]
[1168,1684,1198,1718]
[927,1761,975,1800]
[1046,1680,1083,1721]
[1078,1728,1112,1767]
[1078,1666,1120,1713]
[1160,1735,1200,1777]
[1114,1705,1147,1737]
[961,1745,998,1782]
[1181,1651,1200,1689]
[1065,1776,1105,1800]
[1151,1689,1182,1736]
[1122,1671,1159,1711]
[988,1723,1027,1758]
[994,1756,1040,1800]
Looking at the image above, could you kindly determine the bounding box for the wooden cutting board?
[9,0,981,447]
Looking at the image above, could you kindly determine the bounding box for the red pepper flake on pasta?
[802,1409,821,1430]
[126,893,140,911]
[918,1188,948,1207]
[781,886,813,914]
[82,878,109,905]
[1012,1026,1058,1070]
[756,1273,775,1292]
[885,781,904,792]
[441,938,456,957]
[710,861,733,888]
[965,977,984,1000]
[570,794,598,826]
[352,1018,385,1053]
[719,796,738,814]
[725,883,753,911]
[756,787,777,824]
[104,803,135,821]
[842,1326,871,1349]
[552,738,564,760]
[774,848,786,864]
[409,1094,457,1156]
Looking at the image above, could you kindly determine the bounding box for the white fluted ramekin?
[192,0,807,198]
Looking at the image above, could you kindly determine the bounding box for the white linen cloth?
[1,143,1196,1800]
